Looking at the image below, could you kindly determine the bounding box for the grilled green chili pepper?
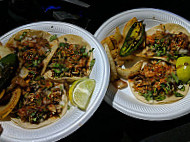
[0,54,19,91]
[119,21,145,57]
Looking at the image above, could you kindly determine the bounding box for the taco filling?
[47,40,94,78]
[18,36,50,77]
[129,60,187,102]
[5,30,54,78]
[146,29,189,61]
[12,76,66,124]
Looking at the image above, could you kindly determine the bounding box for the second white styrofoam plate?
[95,8,190,120]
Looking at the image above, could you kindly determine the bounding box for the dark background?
[1,0,190,142]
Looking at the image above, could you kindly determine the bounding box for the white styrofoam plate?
[95,8,190,120]
[0,21,110,142]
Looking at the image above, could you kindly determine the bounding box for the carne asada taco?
[44,34,95,82]
[136,23,190,64]
[128,59,189,104]
[11,78,68,129]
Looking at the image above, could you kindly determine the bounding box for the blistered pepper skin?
[120,21,145,57]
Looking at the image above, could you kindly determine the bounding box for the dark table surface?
[1,0,190,142]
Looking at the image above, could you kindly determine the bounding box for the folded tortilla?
[5,29,57,49]
[44,34,93,82]
[136,23,190,64]
[129,80,189,104]
[11,84,67,129]
[128,60,189,104]
[5,29,58,74]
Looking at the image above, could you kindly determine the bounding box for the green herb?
[143,91,153,101]
[165,82,171,92]
[80,46,86,53]
[30,111,36,117]
[53,69,62,74]
[89,48,95,52]
[32,60,38,67]
[90,59,95,69]
[156,51,161,56]
[52,63,61,68]
[14,32,27,41]
[82,52,88,57]
[24,93,29,98]
[60,85,63,90]
[156,60,161,64]
[74,51,78,54]
[153,88,157,94]
[171,72,179,84]
[47,91,52,99]
[67,105,71,110]
[155,93,166,101]
[174,92,184,97]
[163,47,166,54]
[50,34,57,42]
[62,67,69,72]
[29,70,36,75]
[178,84,185,91]
[32,117,37,122]
[59,42,68,48]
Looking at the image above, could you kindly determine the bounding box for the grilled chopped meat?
[131,60,185,101]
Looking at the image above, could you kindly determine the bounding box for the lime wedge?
[69,78,87,106]
[176,56,190,83]
[72,79,96,110]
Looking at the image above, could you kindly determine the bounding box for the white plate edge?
[94,8,190,120]
[0,21,110,142]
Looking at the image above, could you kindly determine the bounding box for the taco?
[0,29,70,128]
[5,29,58,78]
[128,59,189,104]
[44,34,95,82]
[11,77,67,129]
[136,23,190,64]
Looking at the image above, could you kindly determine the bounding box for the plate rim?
[0,21,110,141]
[94,8,190,121]
[95,8,190,37]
